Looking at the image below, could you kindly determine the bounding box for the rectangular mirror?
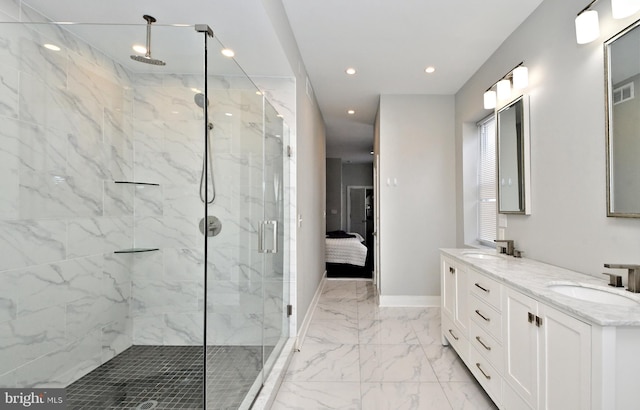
[605,19,640,217]
[497,94,531,214]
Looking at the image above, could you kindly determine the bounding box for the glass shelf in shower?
[113,248,160,254]
[113,181,160,186]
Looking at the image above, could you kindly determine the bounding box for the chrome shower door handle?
[258,221,265,253]
[258,220,278,254]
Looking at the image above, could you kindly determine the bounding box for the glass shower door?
[261,100,288,380]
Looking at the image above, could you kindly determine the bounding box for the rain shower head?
[130,15,166,66]
[194,93,208,109]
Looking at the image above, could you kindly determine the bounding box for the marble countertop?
[441,248,640,327]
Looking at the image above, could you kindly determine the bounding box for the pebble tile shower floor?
[66,345,269,409]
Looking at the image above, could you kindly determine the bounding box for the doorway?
[347,185,374,275]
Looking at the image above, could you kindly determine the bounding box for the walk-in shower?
[0,10,289,410]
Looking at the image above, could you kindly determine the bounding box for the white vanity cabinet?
[441,256,469,360]
[503,287,591,410]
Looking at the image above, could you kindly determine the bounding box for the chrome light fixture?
[483,62,528,110]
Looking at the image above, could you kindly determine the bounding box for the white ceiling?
[282,0,544,163]
[22,0,545,164]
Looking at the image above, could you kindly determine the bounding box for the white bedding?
[325,234,368,266]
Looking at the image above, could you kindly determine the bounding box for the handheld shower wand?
[195,93,216,204]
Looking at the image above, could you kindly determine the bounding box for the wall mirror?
[605,19,640,217]
[497,94,531,214]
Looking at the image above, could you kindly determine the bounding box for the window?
[478,115,496,246]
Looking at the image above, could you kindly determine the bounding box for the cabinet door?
[454,264,469,334]
[539,304,591,410]
[504,288,538,409]
[442,258,456,319]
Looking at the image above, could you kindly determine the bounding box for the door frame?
[346,185,373,236]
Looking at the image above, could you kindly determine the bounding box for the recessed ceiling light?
[370,151,374,155]
[425,66,436,74]
[132,44,147,54]
[221,48,235,57]
[345,67,357,75]
[44,43,61,51]
[347,109,355,115]
[225,112,233,116]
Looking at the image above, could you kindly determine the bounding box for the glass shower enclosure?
[0,18,288,409]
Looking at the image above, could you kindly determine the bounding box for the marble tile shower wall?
[130,73,285,347]
[0,21,135,387]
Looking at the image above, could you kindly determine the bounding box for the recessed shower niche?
[0,15,289,409]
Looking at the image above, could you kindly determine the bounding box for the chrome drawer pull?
[476,363,491,380]
[474,283,490,293]
[448,329,459,341]
[475,309,491,322]
[475,336,492,351]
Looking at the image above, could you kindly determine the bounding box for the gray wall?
[262,0,327,330]
[377,95,456,301]
[326,158,342,231]
[456,0,640,280]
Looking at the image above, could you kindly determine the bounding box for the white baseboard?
[295,270,327,350]
[379,295,441,307]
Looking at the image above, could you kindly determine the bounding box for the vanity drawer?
[469,344,502,406]
[442,313,468,362]
[469,269,502,311]
[469,320,503,373]
[469,295,502,342]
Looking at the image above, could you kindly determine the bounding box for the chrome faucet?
[604,264,640,293]
[494,239,515,256]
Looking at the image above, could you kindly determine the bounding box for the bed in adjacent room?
[325,231,371,278]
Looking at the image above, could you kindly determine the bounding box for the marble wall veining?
[0,17,135,387]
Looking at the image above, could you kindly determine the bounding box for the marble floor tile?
[410,309,442,346]
[358,319,420,345]
[422,344,475,382]
[440,381,499,410]
[360,382,453,410]
[321,280,359,300]
[271,381,361,410]
[305,318,359,345]
[313,299,359,321]
[359,344,437,383]
[274,279,500,410]
[285,343,360,382]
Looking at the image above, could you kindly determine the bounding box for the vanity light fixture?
[483,62,528,109]
[512,66,529,89]
[221,48,235,57]
[483,90,497,109]
[575,2,600,44]
[345,67,357,75]
[611,0,640,19]
[497,79,511,100]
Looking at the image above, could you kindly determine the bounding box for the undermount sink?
[547,283,640,307]
[462,252,502,260]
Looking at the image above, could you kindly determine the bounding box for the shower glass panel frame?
[0,18,289,410]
